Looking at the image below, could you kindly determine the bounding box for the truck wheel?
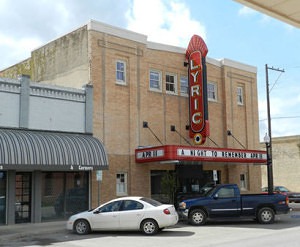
[257,207,275,224]
[189,209,207,225]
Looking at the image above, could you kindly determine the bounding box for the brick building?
[1,20,263,216]
[261,136,300,191]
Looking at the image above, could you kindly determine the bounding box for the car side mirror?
[93,209,100,214]
[213,194,219,199]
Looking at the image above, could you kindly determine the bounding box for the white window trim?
[240,173,248,191]
[237,86,244,105]
[116,172,128,196]
[149,69,162,92]
[116,60,126,85]
[180,75,188,97]
[165,73,177,95]
[207,82,218,102]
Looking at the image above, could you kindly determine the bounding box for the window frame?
[149,69,162,92]
[240,173,248,190]
[116,60,126,85]
[165,72,177,95]
[116,172,128,196]
[237,86,244,105]
[207,82,218,102]
[180,75,188,96]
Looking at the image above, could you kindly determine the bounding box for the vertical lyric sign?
[186,35,209,145]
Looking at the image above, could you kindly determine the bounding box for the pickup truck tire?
[257,207,275,224]
[189,209,207,225]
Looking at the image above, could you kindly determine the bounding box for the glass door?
[15,172,32,223]
[0,172,7,224]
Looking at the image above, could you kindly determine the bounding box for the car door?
[208,186,240,218]
[91,200,122,230]
[119,200,145,230]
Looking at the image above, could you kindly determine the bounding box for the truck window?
[217,187,235,198]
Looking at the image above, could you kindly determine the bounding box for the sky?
[0,0,299,141]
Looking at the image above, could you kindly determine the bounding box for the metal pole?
[265,64,274,195]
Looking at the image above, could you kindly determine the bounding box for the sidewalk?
[0,221,66,242]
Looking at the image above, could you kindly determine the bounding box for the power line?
[259,116,300,122]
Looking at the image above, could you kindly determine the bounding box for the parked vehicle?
[67,196,178,235]
[262,186,300,203]
[178,184,290,225]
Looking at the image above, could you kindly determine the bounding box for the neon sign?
[186,35,209,145]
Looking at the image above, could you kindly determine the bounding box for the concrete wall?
[0,76,91,133]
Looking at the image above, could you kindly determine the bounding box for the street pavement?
[0,203,300,247]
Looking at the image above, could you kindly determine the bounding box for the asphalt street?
[1,203,300,247]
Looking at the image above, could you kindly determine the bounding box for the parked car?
[262,186,300,203]
[178,184,290,225]
[67,196,178,235]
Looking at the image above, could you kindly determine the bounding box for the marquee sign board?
[186,35,209,145]
[135,145,267,164]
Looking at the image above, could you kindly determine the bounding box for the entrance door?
[15,172,32,223]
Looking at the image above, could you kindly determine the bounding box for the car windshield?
[206,185,219,197]
[140,197,162,206]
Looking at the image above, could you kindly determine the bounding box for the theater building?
[1,20,265,219]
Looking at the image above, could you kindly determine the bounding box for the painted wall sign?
[135,145,267,164]
[186,35,209,145]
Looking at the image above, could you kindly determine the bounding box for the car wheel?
[140,219,159,235]
[74,219,91,235]
[257,207,275,224]
[189,209,207,225]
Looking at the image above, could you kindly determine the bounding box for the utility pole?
[265,64,284,194]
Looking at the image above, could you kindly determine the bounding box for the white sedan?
[66,196,178,235]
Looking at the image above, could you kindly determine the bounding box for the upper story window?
[180,75,188,96]
[237,86,244,105]
[208,82,217,101]
[116,60,126,85]
[166,73,177,95]
[149,70,162,92]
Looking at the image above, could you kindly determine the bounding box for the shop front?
[137,145,266,204]
[0,128,108,225]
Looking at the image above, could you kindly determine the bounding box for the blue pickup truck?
[178,184,290,225]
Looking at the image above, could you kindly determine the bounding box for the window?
[116,60,126,85]
[122,200,143,211]
[166,73,177,94]
[240,173,248,190]
[208,82,217,101]
[237,86,244,105]
[99,201,122,213]
[217,187,235,198]
[149,70,162,92]
[116,173,127,196]
[180,76,188,96]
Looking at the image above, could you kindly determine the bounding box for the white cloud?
[238,6,257,16]
[125,0,206,47]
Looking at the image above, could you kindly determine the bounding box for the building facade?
[261,135,300,191]
[0,75,108,225]
[1,20,263,218]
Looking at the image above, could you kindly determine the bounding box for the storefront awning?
[0,128,108,171]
